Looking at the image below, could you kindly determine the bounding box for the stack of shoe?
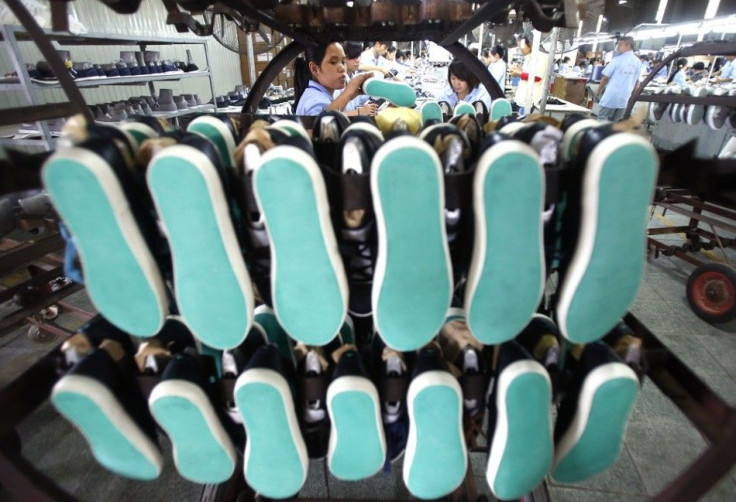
[41,112,660,500]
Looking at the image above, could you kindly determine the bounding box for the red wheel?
[686,264,736,324]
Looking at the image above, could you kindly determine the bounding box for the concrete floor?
[1,203,735,501]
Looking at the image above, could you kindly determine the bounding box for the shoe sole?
[43,148,167,337]
[465,141,544,344]
[363,78,416,107]
[254,145,348,346]
[453,101,475,117]
[326,376,386,481]
[371,137,452,351]
[51,375,162,480]
[486,360,552,500]
[404,370,466,499]
[235,368,308,499]
[490,98,513,122]
[119,122,159,148]
[187,115,237,168]
[148,145,254,349]
[420,101,443,124]
[149,379,236,484]
[552,363,639,483]
[556,134,657,343]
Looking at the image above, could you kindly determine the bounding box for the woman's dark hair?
[447,58,480,91]
[490,44,505,60]
[344,41,363,60]
[481,48,491,58]
[294,42,334,113]
[667,57,689,84]
[692,61,705,71]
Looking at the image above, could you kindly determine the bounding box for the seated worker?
[337,41,377,117]
[294,42,374,116]
[436,58,492,109]
[667,58,688,87]
[359,41,394,79]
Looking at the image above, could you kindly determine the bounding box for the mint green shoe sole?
[254,146,348,346]
[404,370,467,499]
[327,376,386,480]
[149,380,236,484]
[187,116,237,168]
[364,78,417,107]
[454,101,476,117]
[465,141,544,344]
[487,360,552,500]
[421,101,443,124]
[557,134,658,343]
[51,375,162,480]
[235,368,308,499]
[490,98,513,121]
[553,363,639,483]
[371,137,452,351]
[148,145,254,350]
[43,147,167,337]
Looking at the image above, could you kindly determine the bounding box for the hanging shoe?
[42,137,169,337]
[404,344,467,499]
[147,133,254,350]
[326,347,385,480]
[453,100,476,117]
[554,127,658,343]
[253,304,296,368]
[254,142,348,346]
[187,114,240,170]
[464,139,545,345]
[149,349,237,483]
[362,77,417,108]
[371,136,452,351]
[489,98,513,122]
[420,100,443,126]
[485,340,553,500]
[552,341,639,483]
[52,341,163,480]
[516,313,562,395]
[235,344,308,499]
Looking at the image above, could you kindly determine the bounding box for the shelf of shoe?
[30,70,212,89]
[637,94,736,107]
[1,25,209,47]
[149,104,216,118]
[0,81,24,91]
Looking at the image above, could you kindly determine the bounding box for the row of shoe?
[28,49,201,85]
[647,85,736,130]
[90,92,208,122]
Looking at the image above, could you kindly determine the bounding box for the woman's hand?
[345,72,373,99]
[358,102,378,116]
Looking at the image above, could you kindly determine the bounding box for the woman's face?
[312,43,347,92]
[490,53,500,63]
[450,73,470,96]
[519,40,531,56]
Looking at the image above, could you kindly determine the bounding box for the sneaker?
[149,349,237,483]
[420,100,443,125]
[222,323,269,377]
[465,140,545,344]
[559,114,598,164]
[603,319,646,381]
[371,334,409,468]
[453,101,476,117]
[472,99,489,123]
[147,133,255,349]
[42,138,168,337]
[404,345,467,499]
[555,128,658,343]
[253,143,348,346]
[51,342,163,480]
[490,98,513,122]
[363,77,416,107]
[516,313,562,395]
[298,347,332,459]
[552,342,639,483]
[371,136,452,350]
[187,114,239,169]
[253,304,296,367]
[61,314,137,369]
[312,109,351,168]
[185,49,199,72]
[235,344,308,499]
[337,122,383,318]
[326,348,386,480]
[485,341,553,500]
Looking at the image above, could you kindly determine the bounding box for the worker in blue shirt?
[668,58,689,88]
[294,42,373,116]
[595,36,641,122]
[714,55,736,82]
[437,58,492,110]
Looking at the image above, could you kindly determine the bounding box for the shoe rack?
[0,23,217,150]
